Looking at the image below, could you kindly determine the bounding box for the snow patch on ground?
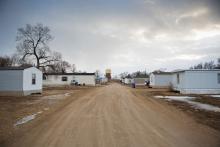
[42,93,71,100]
[37,111,43,114]
[187,101,220,112]
[25,93,72,105]
[154,96,194,101]
[14,114,37,126]
[64,93,70,96]
[14,109,48,126]
[209,95,220,98]
[154,96,220,112]
[44,108,49,111]
[13,93,72,126]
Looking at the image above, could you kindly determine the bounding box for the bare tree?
[192,63,203,69]
[216,58,220,69]
[71,64,76,73]
[60,61,71,73]
[0,56,13,67]
[95,70,101,79]
[203,61,215,69]
[131,71,149,78]
[0,54,29,67]
[16,23,59,69]
[10,54,20,66]
[120,72,129,78]
[46,60,71,73]
[190,58,220,69]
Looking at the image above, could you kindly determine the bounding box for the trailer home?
[133,77,149,86]
[124,78,133,85]
[171,69,220,94]
[0,67,42,96]
[149,71,172,88]
[43,73,96,86]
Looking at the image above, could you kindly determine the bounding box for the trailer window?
[32,74,36,85]
[62,76,68,81]
[177,74,180,84]
[43,75,47,80]
[218,73,220,84]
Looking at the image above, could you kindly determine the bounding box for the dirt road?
[5,83,220,147]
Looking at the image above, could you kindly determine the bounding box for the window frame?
[218,73,220,84]
[177,73,180,84]
[62,76,68,81]
[43,75,47,80]
[32,73,36,85]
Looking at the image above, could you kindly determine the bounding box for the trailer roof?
[44,72,95,75]
[172,69,220,73]
[151,71,173,75]
[0,66,33,70]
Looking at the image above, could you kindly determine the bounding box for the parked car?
[71,80,78,86]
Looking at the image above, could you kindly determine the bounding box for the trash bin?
[132,83,136,88]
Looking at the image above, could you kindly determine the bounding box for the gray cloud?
[0,0,220,74]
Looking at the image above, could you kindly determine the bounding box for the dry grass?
[131,86,220,132]
[0,86,95,144]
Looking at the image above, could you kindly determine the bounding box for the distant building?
[171,69,220,94]
[105,69,111,80]
[132,73,149,86]
[43,73,96,86]
[124,78,133,85]
[149,71,172,88]
[121,78,125,84]
[0,67,42,96]
[100,77,108,84]
[133,77,149,86]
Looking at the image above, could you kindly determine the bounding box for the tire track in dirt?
[4,83,220,147]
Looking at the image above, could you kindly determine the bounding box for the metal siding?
[171,71,220,94]
[0,70,23,91]
[43,75,96,86]
[75,75,96,85]
[154,74,172,86]
[124,78,133,84]
[23,67,42,91]
[185,71,220,89]
[43,75,73,85]
[149,74,155,86]
[172,72,185,90]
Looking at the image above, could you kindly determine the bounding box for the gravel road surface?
[5,83,220,147]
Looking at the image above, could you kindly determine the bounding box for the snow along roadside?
[154,96,220,112]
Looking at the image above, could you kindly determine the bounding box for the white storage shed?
[171,69,220,94]
[149,71,172,88]
[43,73,96,86]
[0,66,42,96]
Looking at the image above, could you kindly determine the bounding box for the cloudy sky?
[0,0,220,75]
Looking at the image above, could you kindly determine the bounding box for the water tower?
[105,69,111,80]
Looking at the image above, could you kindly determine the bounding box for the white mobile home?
[124,78,133,85]
[0,67,42,96]
[171,69,220,94]
[43,73,96,86]
[149,71,172,88]
[133,77,149,86]
[121,78,125,84]
[100,77,108,84]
